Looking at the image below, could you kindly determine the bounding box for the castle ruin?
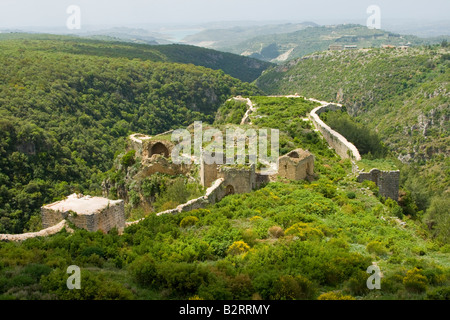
[277,149,314,181]
[41,193,125,233]
[357,169,400,201]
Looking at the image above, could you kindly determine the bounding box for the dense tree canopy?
[0,37,259,233]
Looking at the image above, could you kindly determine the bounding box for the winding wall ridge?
[308,103,362,161]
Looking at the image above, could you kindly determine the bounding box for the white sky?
[0,0,448,28]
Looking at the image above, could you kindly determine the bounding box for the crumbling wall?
[41,207,67,229]
[218,164,256,195]
[357,169,400,201]
[128,133,151,157]
[137,156,192,179]
[200,161,219,188]
[142,140,174,159]
[309,104,361,161]
[42,197,125,233]
[0,220,70,242]
[150,178,225,218]
[277,149,314,180]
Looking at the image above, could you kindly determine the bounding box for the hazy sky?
[0,0,449,28]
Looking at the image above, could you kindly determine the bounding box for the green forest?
[0,36,260,234]
[0,34,448,301]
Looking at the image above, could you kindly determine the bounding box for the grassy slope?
[1,96,448,301]
[256,46,450,196]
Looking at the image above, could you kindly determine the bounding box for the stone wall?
[218,164,256,195]
[277,149,314,181]
[357,169,400,200]
[200,161,219,188]
[41,195,125,233]
[0,220,70,242]
[65,200,125,233]
[142,140,174,159]
[41,206,67,229]
[309,104,362,161]
[128,133,152,158]
[137,156,192,179]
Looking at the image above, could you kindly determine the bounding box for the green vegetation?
[1,93,448,300]
[0,33,272,83]
[1,178,448,300]
[246,96,329,156]
[0,33,448,301]
[256,44,449,234]
[357,159,398,172]
[0,36,259,234]
[320,110,387,158]
[214,99,248,125]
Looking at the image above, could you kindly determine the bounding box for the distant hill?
[0,33,272,82]
[256,44,449,199]
[78,27,173,45]
[182,22,317,51]
[199,24,448,63]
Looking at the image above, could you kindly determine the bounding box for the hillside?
[0,96,448,301]
[217,24,447,63]
[0,36,260,234]
[256,45,449,203]
[182,22,317,50]
[0,33,272,83]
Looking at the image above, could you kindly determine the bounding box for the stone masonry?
[357,169,400,201]
[277,149,314,181]
[41,193,125,233]
[309,103,362,161]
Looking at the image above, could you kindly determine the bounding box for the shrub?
[241,229,257,247]
[273,275,316,300]
[41,269,133,300]
[227,241,250,256]
[366,241,388,256]
[385,198,403,219]
[227,274,254,299]
[250,216,263,222]
[268,226,284,239]
[317,292,355,300]
[21,264,52,282]
[81,246,105,258]
[328,237,349,249]
[252,271,280,300]
[362,180,379,196]
[128,254,158,287]
[345,271,370,296]
[426,287,450,300]
[180,216,199,228]
[403,268,428,293]
[120,150,136,168]
[155,262,210,296]
[312,181,337,198]
[346,191,356,199]
[285,223,324,241]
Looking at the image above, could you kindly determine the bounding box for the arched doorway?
[225,185,235,196]
[151,142,169,158]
